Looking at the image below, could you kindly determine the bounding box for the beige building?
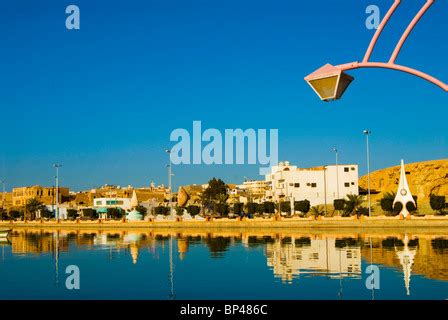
[231,180,269,203]
[1,192,13,211]
[70,182,168,208]
[12,186,70,207]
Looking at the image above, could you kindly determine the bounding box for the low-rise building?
[92,197,132,211]
[12,186,70,207]
[232,180,269,203]
[265,161,358,206]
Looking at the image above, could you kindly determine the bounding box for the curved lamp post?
[305,0,447,101]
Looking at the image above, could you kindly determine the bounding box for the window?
[294,183,300,188]
[311,183,317,188]
[289,183,294,186]
[344,167,349,172]
[310,253,319,260]
[351,167,355,171]
[344,182,350,187]
[351,182,355,185]
[96,200,102,206]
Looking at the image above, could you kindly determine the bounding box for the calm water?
[0,229,447,300]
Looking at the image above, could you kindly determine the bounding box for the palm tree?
[344,194,364,216]
[310,205,325,219]
[25,198,46,220]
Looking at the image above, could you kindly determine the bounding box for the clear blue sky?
[0,0,447,191]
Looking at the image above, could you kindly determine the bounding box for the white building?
[93,197,132,211]
[265,161,358,206]
[232,180,268,203]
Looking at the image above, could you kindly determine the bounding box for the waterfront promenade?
[1,215,448,231]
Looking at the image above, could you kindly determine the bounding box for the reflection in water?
[3,229,448,298]
[396,235,417,296]
[263,237,361,283]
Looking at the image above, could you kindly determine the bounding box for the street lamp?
[332,148,339,199]
[165,150,174,218]
[323,165,328,216]
[53,164,62,220]
[362,131,372,217]
[305,0,447,101]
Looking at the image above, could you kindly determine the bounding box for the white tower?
[393,160,415,219]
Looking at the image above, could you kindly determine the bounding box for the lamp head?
[305,64,354,101]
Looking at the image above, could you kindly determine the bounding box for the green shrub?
[255,203,265,215]
[107,208,124,219]
[263,202,276,214]
[175,207,184,216]
[279,202,291,213]
[67,209,79,220]
[186,205,201,216]
[40,207,54,219]
[393,202,402,215]
[333,199,345,211]
[9,210,23,220]
[430,195,446,215]
[136,205,147,215]
[295,200,311,215]
[0,209,8,220]
[154,206,169,216]
[246,203,257,215]
[233,203,243,215]
[81,208,98,219]
[214,203,229,216]
[380,192,395,213]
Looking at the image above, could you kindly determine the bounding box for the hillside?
[359,159,448,203]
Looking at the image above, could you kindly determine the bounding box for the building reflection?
[263,237,361,283]
[4,229,448,288]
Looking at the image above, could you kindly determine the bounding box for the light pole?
[0,180,5,218]
[53,164,62,220]
[165,150,173,218]
[363,131,372,217]
[323,166,327,216]
[332,148,339,199]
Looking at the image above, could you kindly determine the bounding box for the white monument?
[393,160,416,219]
[126,190,143,221]
[395,234,417,296]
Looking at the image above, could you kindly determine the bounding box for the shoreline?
[1,216,448,231]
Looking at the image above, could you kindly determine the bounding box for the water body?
[0,229,447,300]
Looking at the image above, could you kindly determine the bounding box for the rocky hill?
[359,159,448,203]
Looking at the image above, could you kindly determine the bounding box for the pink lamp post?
[305,0,447,101]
